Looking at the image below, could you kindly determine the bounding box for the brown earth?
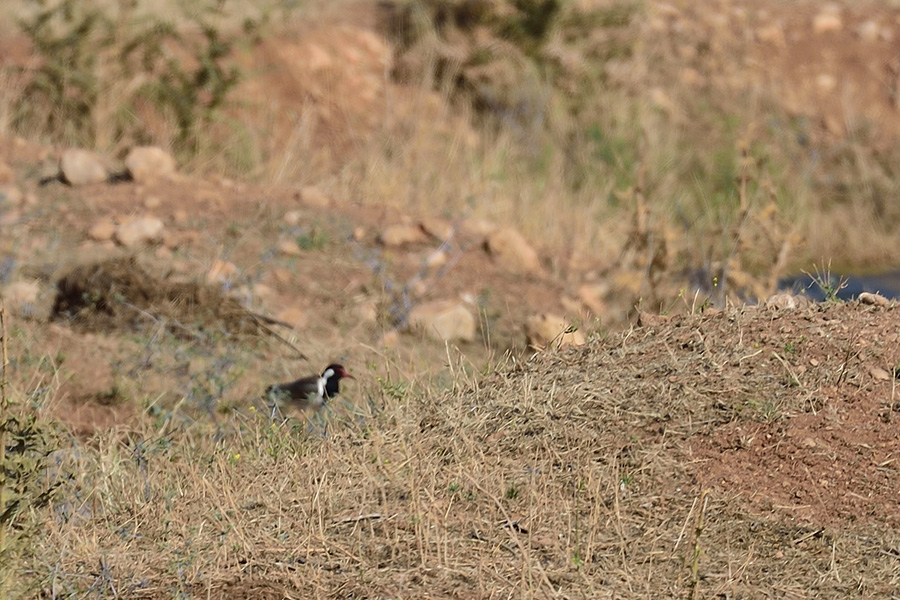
[2,0,900,596]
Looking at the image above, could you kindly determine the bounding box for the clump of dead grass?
[50,257,275,338]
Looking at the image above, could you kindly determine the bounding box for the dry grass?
[4,301,899,598]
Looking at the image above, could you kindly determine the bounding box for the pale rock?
[0,161,14,184]
[352,226,367,241]
[379,329,400,347]
[299,186,331,208]
[765,293,811,310]
[425,250,448,271]
[352,299,378,323]
[379,224,428,247]
[60,148,108,185]
[858,292,890,307]
[526,313,585,350]
[816,74,837,92]
[408,299,476,342]
[460,218,496,238]
[484,227,542,275]
[0,184,23,206]
[143,195,162,209]
[278,239,303,256]
[252,283,276,302]
[579,282,610,315]
[284,210,303,226]
[813,8,842,34]
[755,23,785,46]
[114,216,164,247]
[154,246,173,260]
[125,146,176,183]
[88,218,117,242]
[857,20,881,42]
[207,260,239,285]
[271,267,292,284]
[419,216,454,241]
[870,367,892,381]
[2,280,41,315]
[276,306,307,329]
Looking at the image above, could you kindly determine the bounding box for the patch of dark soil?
[50,257,273,338]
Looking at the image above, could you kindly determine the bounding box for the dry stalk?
[0,303,8,600]
[687,488,711,600]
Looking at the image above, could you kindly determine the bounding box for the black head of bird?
[265,363,354,410]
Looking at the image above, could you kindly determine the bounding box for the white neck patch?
[318,368,335,398]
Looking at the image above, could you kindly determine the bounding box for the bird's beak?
[342,368,355,379]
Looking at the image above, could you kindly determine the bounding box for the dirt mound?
[466,301,900,528]
[50,257,273,338]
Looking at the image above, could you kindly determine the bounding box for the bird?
[264,364,354,411]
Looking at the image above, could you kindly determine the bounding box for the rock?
[379,329,400,347]
[813,7,842,34]
[284,210,303,226]
[419,216,454,241]
[460,218,496,238]
[299,186,331,208]
[0,161,14,184]
[765,293,812,310]
[277,239,303,256]
[857,20,881,42]
[1,280,41,316]
[858,292,890,307]
[0,184,23,206]
[352,299,378,323]
[276,306,307,329]
[484,228,542,275]
[88,218,117,242]
[114,216,164,247]
[425,250,448,271]
[579,282,609,315]
[408,300,476,342]
[125,146,176,183]
[143,195,162,209]
[525,313,585,350]
[756,23,785,47]
[352,226,367,241]
[59,148,108,186]
[207,260,239,285]
[379,224,428,247]
[870,367,892,382]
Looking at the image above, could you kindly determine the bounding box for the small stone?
[0,184,23,206]
[379,224,428,247]
[813,8,842,34]
[88,219,117,242]
[408,300,476,342]
[114,216,164,247]
[425,250,448,270]
[484,227,542,275]
[276,306,307,329]
[125,146,177,183]
[352,226,367,241]
[271,267,292,284]
[1,280,41,316]
[756,23,785,46]
[299,186,331,208]
[870,367,892,381]
[143,195,162,209]
[352,300,378,323]
[579,282,609,315]
[801,437,816,448]
[207,260,239,284]
[60,148,108,186]
[379,329,400,347]
[525,313,585,350]
[765,293,811,310]
[419,216,454,241]
[154,246,173,260]
[284,210,303,226]
[857,20,881,42]
[0,161,14,184]
[173,209,189,224]
[278,239,303,256]
[858,292,889,307]
[816,74,837,92]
